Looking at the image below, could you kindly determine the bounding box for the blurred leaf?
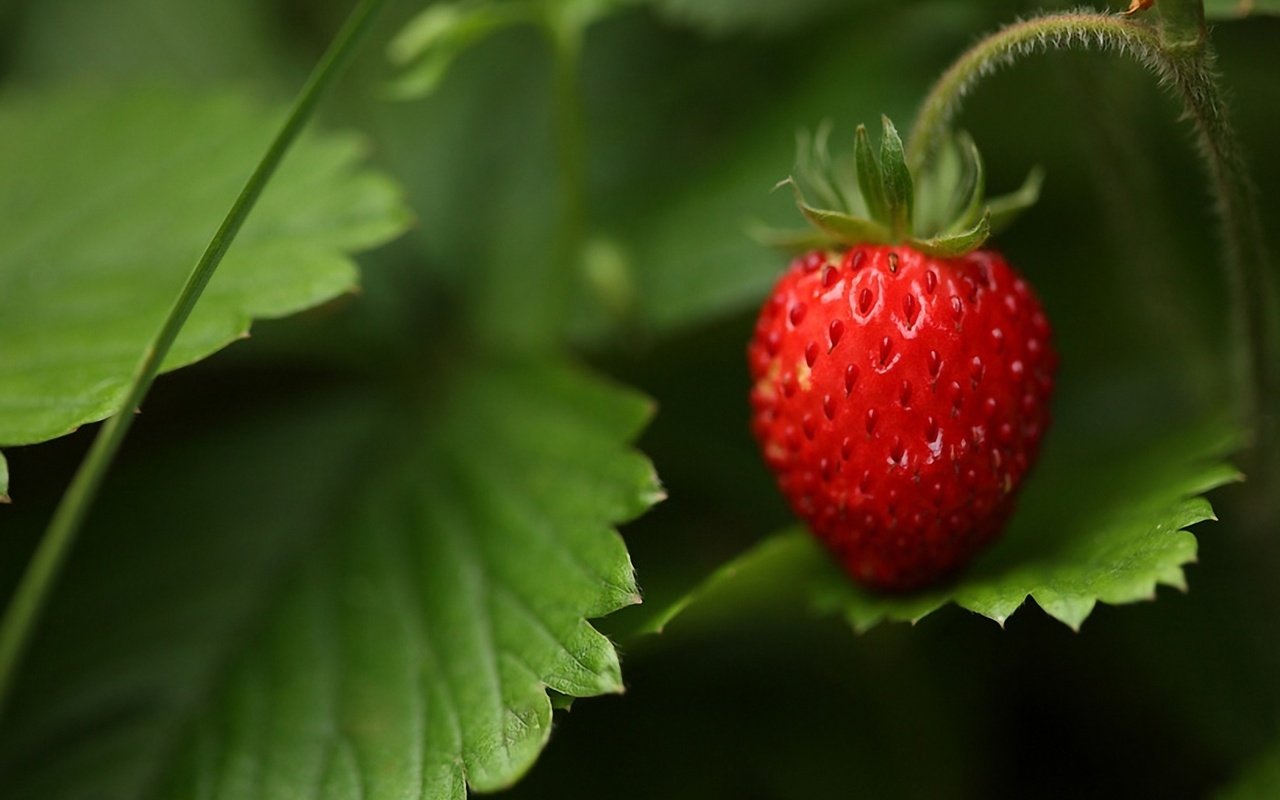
[386,0,538,100]
[7,0,285,86]
[645,0,876,35]
[0,358,660,799]
[1204,0,1280,18]
[0,454,7,502]
[0,87,410,461]
[646,415,1241,634]
[1220,741,1280,799]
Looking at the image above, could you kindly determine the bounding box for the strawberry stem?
[905,8,1279,524]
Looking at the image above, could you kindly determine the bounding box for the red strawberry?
[749,117,1054,590]
[748,245,1055,590]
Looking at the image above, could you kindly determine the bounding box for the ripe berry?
[749,245,1055,590]
[750,117,1055,590]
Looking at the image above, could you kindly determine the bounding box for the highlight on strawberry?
[749,117,1055,591]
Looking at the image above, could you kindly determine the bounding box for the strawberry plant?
[1,0,1278,798]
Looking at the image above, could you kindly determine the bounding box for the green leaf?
[0,88,410,454]
[1204,0,1280,18]
[853,124,890,225]
[647,416,1241,634]
[0,358,660,799]
[0,454,7,503]
[986,166,1046,237]
[907,211,991,258]
[877,115,914,239]
[8,0,283,87]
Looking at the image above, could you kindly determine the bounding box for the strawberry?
[749,118,1055,591]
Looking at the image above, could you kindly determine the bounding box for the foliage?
[645,417,1240,634]
[0,0,1277,798]
[0,88,408,455]
[0,360,656,798]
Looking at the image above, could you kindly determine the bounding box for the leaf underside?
[0,88,411,469]
[647,416,1241,635]
[0,359,661,800]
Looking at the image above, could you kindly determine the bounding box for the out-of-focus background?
[0,0,1278,797]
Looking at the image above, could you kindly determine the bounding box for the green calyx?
[768,116,1043,258]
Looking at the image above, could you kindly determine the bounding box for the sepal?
[877,116,914,239]
[773,115,1044,257]
[987,166,1045,236]
[909,212,991,258]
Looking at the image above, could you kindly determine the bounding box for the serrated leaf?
[907,211,991,258]
[647,416,1241,634]
[0,88,410,468]
[0,358,659,799]
[853,124,890,226]
[987,166,1045,236]
[1204,0,1280,17]
[877,115,913,239]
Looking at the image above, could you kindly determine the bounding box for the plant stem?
[0,0,388,718]
[542,3,589,342]
[906,13,1167,170]
[905,9,1277,500]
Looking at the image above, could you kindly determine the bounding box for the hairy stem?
[906,13,1167,169]
[906,9,1277,495]
[0,0,388,717]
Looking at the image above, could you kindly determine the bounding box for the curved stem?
[906,13,1166,169]
[905,10,1277,489]
[0,0,388,718]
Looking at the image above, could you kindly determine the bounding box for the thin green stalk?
[542,4,589,341]
[0,0,388,717]
[905,9,1277,505]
